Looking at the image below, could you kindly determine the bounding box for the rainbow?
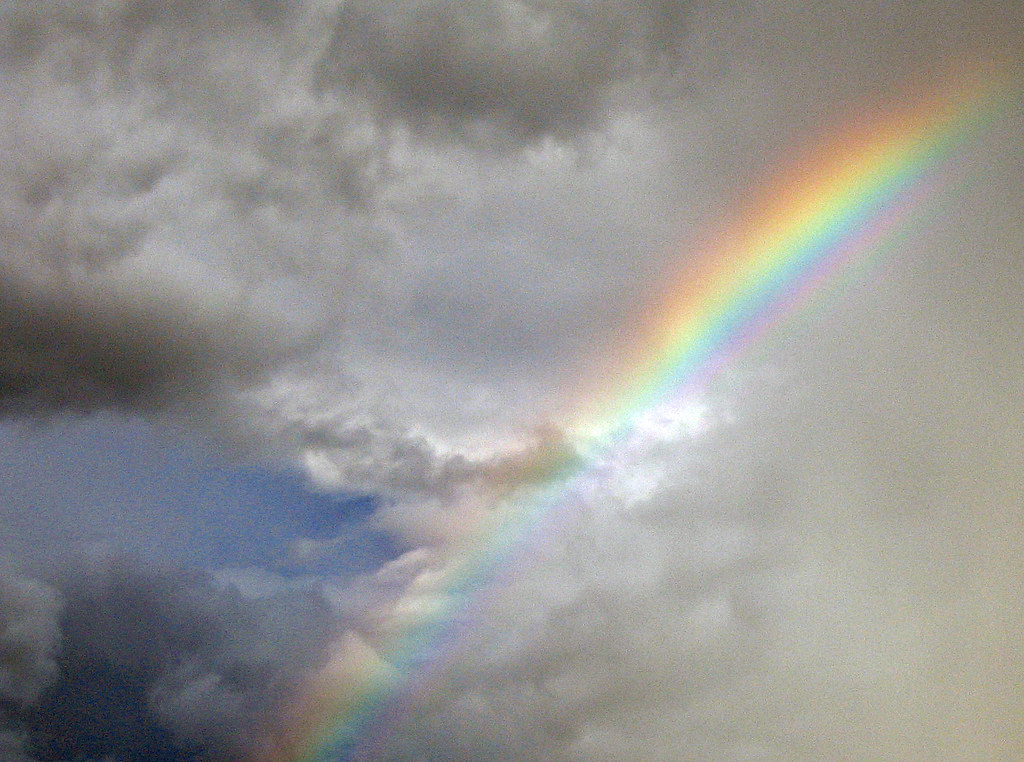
[265,64,1009,762]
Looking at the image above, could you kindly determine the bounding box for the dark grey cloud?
[316,0,694,141]
[0,265,303,417]
[0,556,344,762]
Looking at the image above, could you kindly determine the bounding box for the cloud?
[0,0,379,425]
[315,0,694,142]
[0,0,692,411]
[1,556,346,762]
[0,261,304,417]
[0,569,61,708]
[0,0,694,491]
[357,346,1024,760]
[0,568,61,762]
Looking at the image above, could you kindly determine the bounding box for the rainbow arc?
[264,63,1010,762]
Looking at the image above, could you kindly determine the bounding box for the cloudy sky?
[1,1,1023,760]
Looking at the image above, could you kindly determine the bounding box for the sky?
[0,1,1023,760]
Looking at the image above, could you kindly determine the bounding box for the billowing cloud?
[0,0,367,421]
[316,0,693,141]
[2,556,344,762]
[0,0,696,491]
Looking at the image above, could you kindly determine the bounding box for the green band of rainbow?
[265,63,1011,762]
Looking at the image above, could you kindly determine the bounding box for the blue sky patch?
[0,413,401,575]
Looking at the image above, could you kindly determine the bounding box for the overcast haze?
[1,1,1023,760]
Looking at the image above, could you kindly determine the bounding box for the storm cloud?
[4,558,342,762]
